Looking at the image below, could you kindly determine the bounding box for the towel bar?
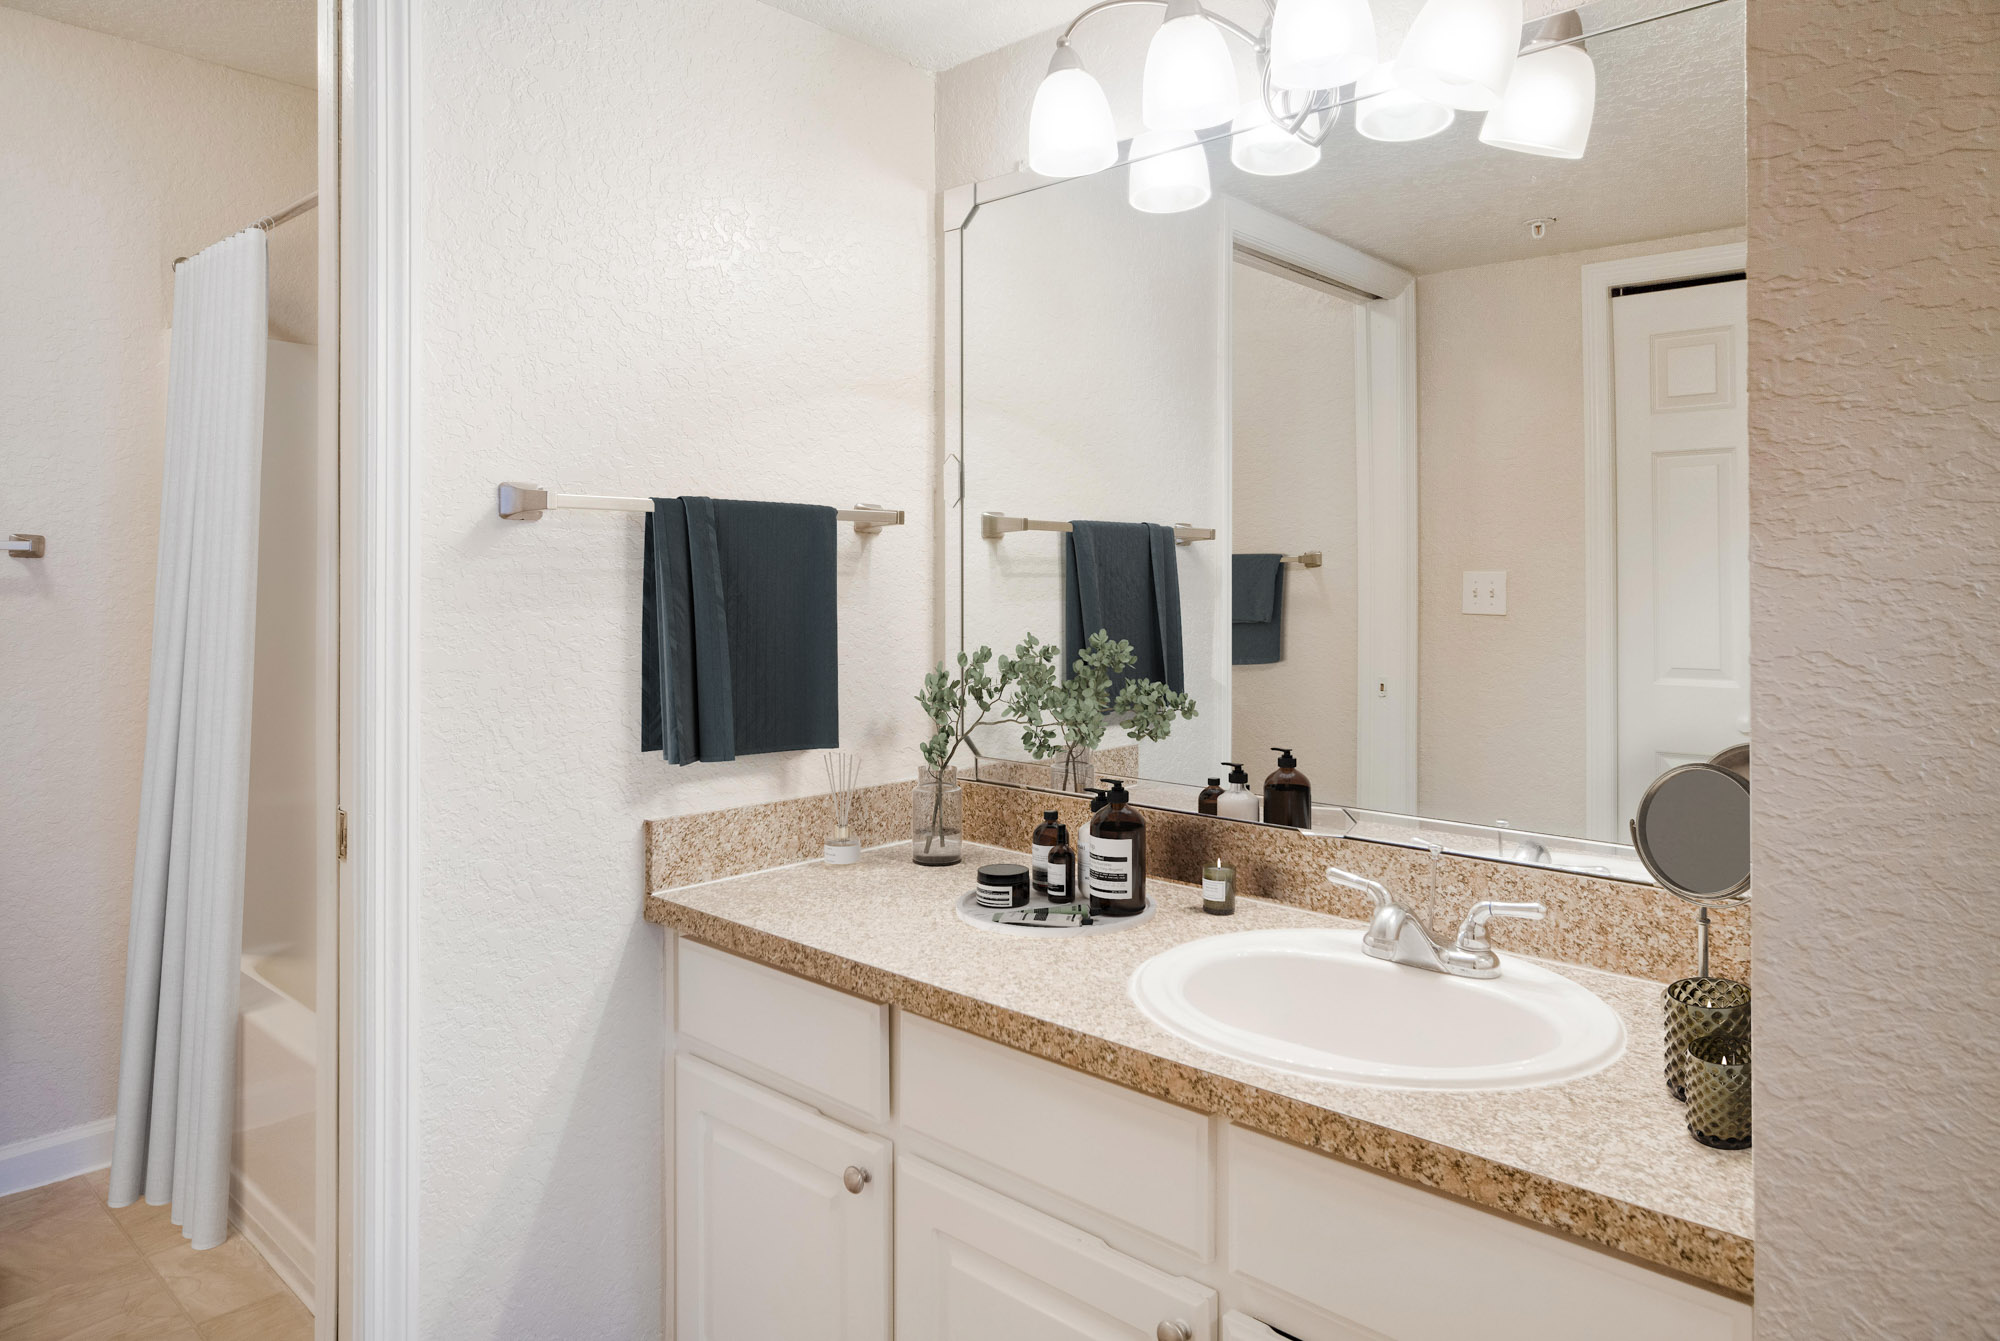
[980,512,1216,545]
[498,483,903,534]
[1281,551,1322,568]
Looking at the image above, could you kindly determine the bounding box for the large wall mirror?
[946,0,1747,880]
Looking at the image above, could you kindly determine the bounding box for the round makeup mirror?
[1631,762,1752,904]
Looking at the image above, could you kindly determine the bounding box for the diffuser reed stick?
[822,752,863,865]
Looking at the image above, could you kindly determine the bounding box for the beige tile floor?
[0,1171,312,1340]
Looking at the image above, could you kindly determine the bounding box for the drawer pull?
[843,1165,871,1195]
[1157,1322,1192,1341]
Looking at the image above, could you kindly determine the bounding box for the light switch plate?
[1462,570,1507,615]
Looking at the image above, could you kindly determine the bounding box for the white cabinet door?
[898,1155,1217,1341]
[676,1054,891,1341]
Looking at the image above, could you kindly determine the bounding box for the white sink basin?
[1130,929,1624,1091]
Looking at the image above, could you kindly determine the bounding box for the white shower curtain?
[109,228,268,1250]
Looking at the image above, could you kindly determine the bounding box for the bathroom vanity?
[649,842,1750,1341]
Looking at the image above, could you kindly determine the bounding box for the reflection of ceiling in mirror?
[1216,2,1745,276]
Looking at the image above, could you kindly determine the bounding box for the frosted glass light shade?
[1128,129,1212,213]
[1029,48,1120,177]
[1478,41,1595,158]
[1393,0,1523,112]
[1270,0,1378,91]
[1353,62,1454,141]
[1142,0,1240,130]
[1229,101,1323,175]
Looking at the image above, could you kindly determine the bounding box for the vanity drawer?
[898,1013,1213,1258]
[1225,1127,1752,1341]
[676,939,890,1122]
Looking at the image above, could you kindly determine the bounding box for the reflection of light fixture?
[1029,43,1120,177]
[1393,0,1524,111]
[1128,129,1213,212]
[1230,100,1325,175]
[1143,0,1240,130]
[1269,0,1378,91]
[1353,62,1454,141]
[1478,14,1595,158]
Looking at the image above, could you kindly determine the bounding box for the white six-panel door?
[897,1155,1217,1341]
[1613,278,1751,825]
[676,1054,892,1340]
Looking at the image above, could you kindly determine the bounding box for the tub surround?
[644,840,1753,1296]
[962,780,1749,985]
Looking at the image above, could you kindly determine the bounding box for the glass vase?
[912,765,963,866]
[1049,746,1097,794]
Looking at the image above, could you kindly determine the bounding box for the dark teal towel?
[1232,553,1285,665]
[1063,520,1185,694]
[643,497,839,764]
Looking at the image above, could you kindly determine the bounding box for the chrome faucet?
[1326,866,1545,980]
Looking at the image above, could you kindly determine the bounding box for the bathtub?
[235,954,316,1306]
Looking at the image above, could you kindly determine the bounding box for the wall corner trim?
[349,0,422,1333]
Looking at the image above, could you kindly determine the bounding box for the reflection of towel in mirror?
[643,496,839,763]
[1232,553,1285,665]
[1063,520,1184,694]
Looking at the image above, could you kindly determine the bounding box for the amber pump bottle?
[1044,823,1075,904]
[1085,780,1148,917]
[1197,777,1223,815]
[1030,809,1063,897]
[1262,748,1313,829]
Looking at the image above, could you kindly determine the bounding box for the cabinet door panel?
[676,1055,891,1341]
[1226,1127,1751,1341]
[898,1155,1216,1341]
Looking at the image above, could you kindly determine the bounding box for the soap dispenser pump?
[1085,780,1148,917]
[1216,763,1260,822]
[1263,748,1313,829]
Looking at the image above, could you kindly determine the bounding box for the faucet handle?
[1326,866,1393,915]
[1454,900,1545,952]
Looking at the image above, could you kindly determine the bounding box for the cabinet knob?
[1156,1322,1192,1341]
[842,1165,871,1195]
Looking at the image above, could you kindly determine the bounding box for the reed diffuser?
[822,752,863,865]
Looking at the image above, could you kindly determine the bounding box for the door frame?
[1220,198,1418,814]
[1579,241,1747,842]
[340,0,421,1334]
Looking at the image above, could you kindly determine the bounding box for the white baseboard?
[0,1117,116,1198]
[232,1173,317,1312]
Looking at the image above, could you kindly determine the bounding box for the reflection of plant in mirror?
[1011,630,1199,779]
[915,630,1198,776]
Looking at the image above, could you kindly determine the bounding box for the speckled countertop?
[645,842,1753,1296]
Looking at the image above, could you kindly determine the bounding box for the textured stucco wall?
[416,0,935,1333]
[1415,227,1744,836]
[1748,0,1999,1334]
[0,8,314,1152]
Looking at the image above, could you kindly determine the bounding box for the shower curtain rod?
[173,193,318,268]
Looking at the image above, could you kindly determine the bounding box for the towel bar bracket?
[497,483,904,534]
[8,533,46,558]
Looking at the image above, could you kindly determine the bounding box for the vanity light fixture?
[1142,0,1242,130]
[1269,0,1378,91]
[1230,99,1325,175]
[1477,12,1597,158]
[1393,0,1525,111]
[1128,129,1214,212]
[1029,42,1120,177]
[1352,62,1454,141]
[1022,0,1702,210]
